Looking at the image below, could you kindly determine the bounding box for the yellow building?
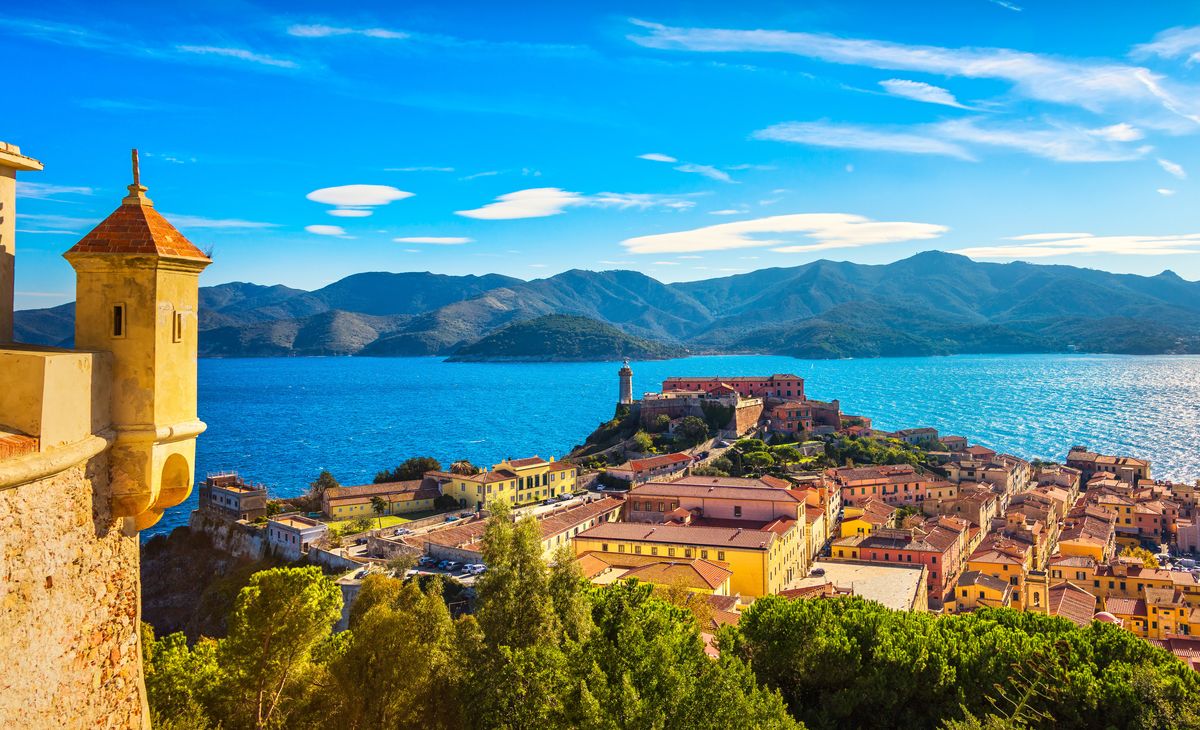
[1104,588,1200,640]
[965,539,1034,609]
[440,455,578,509]
[841,499,897,538]
[572,520,804,597]
[322,480,442,519]
[954,570,1014,612]
[0,147,206,727]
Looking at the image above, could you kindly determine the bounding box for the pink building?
[661,374,805,400]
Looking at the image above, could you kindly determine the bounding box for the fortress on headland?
[625,369,846,439]
[0,145,208,728]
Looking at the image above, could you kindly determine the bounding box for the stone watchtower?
[618,359,633,406]
[0,148,208,727]
[64,150,211,530]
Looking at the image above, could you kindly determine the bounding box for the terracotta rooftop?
[64,151,209,261]
[575,521,779,550]
[0,431,39,460]
[1048,582,1098,627]
[506,456,548,468]
[632,480,803,503]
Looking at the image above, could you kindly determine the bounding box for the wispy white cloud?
[589,192,696,210]
[756,118,1149,163]
[286,24,408,40]
[674,163,732,182]
[176,45,298,68]
[724,163,776,171]
[16,213,98,232]
[394,236,474,244]
[653,261,679,265]
[1133,26,1200,63]
[306,184,414,217]
[385,166,455,172]
[16,182,93,200]
[879,79,969,109]
[709,208,747,215]
[988,0,1022,11]
[457,188,583,219]
[1158,158,1187,179]
[163,214,280,229]
[1158,188,1177,196]
[954,232,1200,258]
[456,188,697,219]
[755,121,974,160]
[639,152,735,182]
[461,170,500,180]
[622,213,947,254]
[305,224,349,237]
[627,19,1200,127]
[935,118,1149,162]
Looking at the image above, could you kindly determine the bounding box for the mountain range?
[15,251,1200,359]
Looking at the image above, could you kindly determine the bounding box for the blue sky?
[5,0,1200,308]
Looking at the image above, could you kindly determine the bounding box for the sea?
[146,353,1200,539]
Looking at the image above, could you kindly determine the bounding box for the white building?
[267,514,328,561]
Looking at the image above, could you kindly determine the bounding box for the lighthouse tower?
[618,359,633,406]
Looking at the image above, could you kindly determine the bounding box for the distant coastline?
[16,251,1200,361]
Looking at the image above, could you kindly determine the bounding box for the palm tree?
[370,495,388,529]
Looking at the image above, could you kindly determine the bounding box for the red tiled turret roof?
[64,150,210,262]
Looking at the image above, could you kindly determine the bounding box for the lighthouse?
[618,359,633,406]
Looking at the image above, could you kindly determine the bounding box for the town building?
[267,514,329,561]
[322,478,442,519]
[389,497,623,564]
[1,146,208,726]
[890,427,940,446]
[841,499,898,538]
[574,517,805,598]
[828,464,951,508]
[198,472,268,521]
[607,452,694,485]
[578,551,734,595]
[1067,446,1151,485]
[435,455,578,509]
[831,516,972,608]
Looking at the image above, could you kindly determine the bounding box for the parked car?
[418,556,435,566]
[395,527,411,536]
[459,511,474,518]
[810,567,826,577]
[469,564,487,575]
[445,561,462,572]
[444,515,459,523]
[542,498,556,506]
[437,560,452,570]
[697,451,710,459]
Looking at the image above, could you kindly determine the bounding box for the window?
[111,303,126,338]
[172,310,184,343]
[618,544,625,553]
[651,547,658,556]
[668,548,676,557]
[601,543,608,552]
[701,550,708,559]
[634,545,642,554]
[717,551,725,561]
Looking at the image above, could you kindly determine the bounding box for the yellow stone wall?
[0,458,146,728]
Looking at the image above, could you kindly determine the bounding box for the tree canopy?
[375,456,442,483]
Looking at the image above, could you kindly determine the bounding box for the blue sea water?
[148,354,1200,539]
